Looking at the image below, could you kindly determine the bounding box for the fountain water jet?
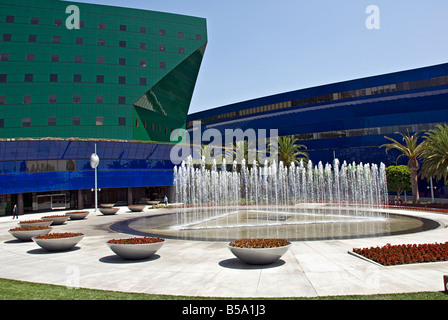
[171,157,390,240]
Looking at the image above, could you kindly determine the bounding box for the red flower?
[229,238,291,248]
[107,237,164,244]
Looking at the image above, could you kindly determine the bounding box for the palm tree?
[380,130,426,204]
[420,124,448,185]
[272,136,309,168]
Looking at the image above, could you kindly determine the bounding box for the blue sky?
[69,0,448,114]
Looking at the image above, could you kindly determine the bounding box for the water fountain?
[165,156,393,239]
[111,156,439,241]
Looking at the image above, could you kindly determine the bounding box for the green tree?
[420,124,448,185]
[385,165,411,198]
[380,130,425,204]
[272,136,309,168]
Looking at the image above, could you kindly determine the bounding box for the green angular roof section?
[133,43,207,142]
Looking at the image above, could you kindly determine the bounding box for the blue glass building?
[187,63,448,197]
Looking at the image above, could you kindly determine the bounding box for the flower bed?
[107,237,164,245]
[34,232,83,239]
[20,219,46,224]
[352,242,448,266]
[42,215,67,219]
[106,237,165,260]
[229,238,291,249]
[10,226,51,231]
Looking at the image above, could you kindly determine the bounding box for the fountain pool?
[109,157,441,241]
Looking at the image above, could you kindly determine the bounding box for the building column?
[77,189,84,210]
[127,187,133,205]
[17,193,24,215]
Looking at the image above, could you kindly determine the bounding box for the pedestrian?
[164,195,168,206]
[12,204,18,219]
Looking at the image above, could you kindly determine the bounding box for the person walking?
[164,195,168,206]
[12,204,18,219]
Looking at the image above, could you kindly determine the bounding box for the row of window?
[4,15,203,40]
[1,53,167,68]
[0,117,125,128]
[2,33,187,55]
[0,116,174,134]
[292,122,445,142]
[0,73,149,85]
[0,53,167,68]
[188,75,448,126]
[0,95,128,105]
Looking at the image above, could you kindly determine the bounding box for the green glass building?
[0,0,207,142]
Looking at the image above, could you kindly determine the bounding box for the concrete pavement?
[1,206,448,298]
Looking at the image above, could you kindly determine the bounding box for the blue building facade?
[187,63,448,167]
[0,140,176,214]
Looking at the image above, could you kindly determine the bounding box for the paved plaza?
[1,206,448,298]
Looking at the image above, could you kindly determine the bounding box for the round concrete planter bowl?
[99,207,119,215]
[41,215,69,225]
[19,220,53,228]
[128,205,146,212]
[32,233,84,251]
[227,243,292,265]
[9,227,52,241]
[106,239,165,260]
[66,211,89,220]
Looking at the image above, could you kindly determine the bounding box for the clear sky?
[68,0,448,114]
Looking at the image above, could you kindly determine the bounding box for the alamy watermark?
[365,5,380,30]
[170,121,279,166]
[65,5,80,30]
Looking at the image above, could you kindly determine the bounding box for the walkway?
[1,207,448,298]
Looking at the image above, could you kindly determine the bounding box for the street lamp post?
[90,144,100,212]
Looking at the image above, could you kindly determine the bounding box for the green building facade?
[0,0,207,142]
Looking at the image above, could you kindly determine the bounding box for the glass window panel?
[28,35,36,42]
[54,19,63,26]
[49,95,57,103]
[119,40,126,48]
[97,56,105,64]
[120,25,126,31]
[74,55,82,63]
[26,54,35,62]
[48,117,56,126]
[31,17,39,25]
[96,117,104,126]
[74,74,82,82]
[72,116,80,125]
[52,36,61,43]
[22,117,31,127]
[98,39,105,46]
[23,95,32,104]
[0,53,9,61]
[118,117,126,126]
[96,95,104,104]
[99,23,106,29]
[24,74,33,82]
[6,16,14,23]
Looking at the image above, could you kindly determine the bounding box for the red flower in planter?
[10,226,51,231]
[34,232,83,239]
[107,237,164,245]
[229,238,291,249]
[20,219,46,224]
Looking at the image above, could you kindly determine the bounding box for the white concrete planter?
[9,227,52,241]
[66,211,89,220]
[42,215,69,225]
[32,234,84,251]
[106,240,165,260]
[19,220,53,228]
[128,205,146,212]
[227,244,292,265]
[99,208,119,215]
